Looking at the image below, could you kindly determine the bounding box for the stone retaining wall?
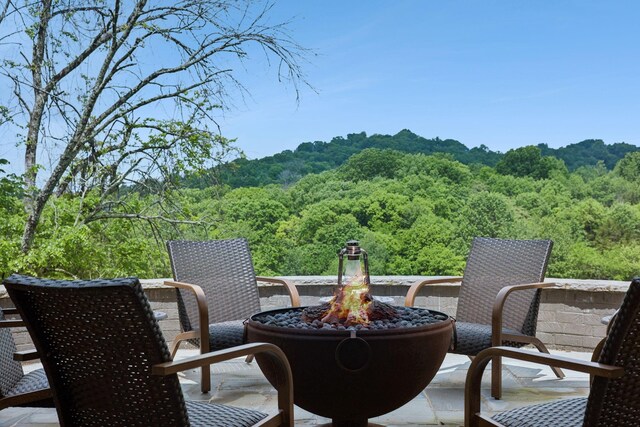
[1,276,629,354]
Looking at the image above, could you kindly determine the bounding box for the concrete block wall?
[143,285,183,346]
[537,285,625,351]
[1,276,630,355]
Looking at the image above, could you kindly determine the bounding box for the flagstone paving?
[0,350,592,427]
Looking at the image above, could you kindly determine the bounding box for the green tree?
[0,159,23,213]
[551,242,640,280]
[398,153,471,185]
[595,203,640,247]
[414,243,466,275]
[460,192,515,239]
[614,152,640,182]
[496,146,568,179]
[337,148,405,181]
[352,190,414,233]
[571,199,607,242]
[217,187,290,234]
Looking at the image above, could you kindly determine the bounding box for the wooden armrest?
[14,349,40,361]
[256,276,301,307]
[476,347,623,376]
[152,342,289,375]
[465,346,624,427]
[491,282,558,346]
[0,319,25,328]
[404,276,463,307]
[163,280,210,353]
[152,342,293,425]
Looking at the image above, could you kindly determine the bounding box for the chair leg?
[170,334,213,393]
[530,338,565,379]
[200,336,211,393]
[245,354,254,363]
[491,355,502,400]
[201,363,211,393]
[468,353,502,399]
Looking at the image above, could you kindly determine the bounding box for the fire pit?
[246,241,455,426]
[246,303,453,426]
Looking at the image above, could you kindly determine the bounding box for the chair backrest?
[585,277,640,426]
[0,307,25,398]
[3,274,190,427]
[166,238,262,332]
[455,237,553,334]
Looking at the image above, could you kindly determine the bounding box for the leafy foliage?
[539,139,639,170]
[496,146,568,179]
[2,150,639,281]
[196,131,639,188]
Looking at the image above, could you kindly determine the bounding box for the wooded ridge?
[186,130,639,188]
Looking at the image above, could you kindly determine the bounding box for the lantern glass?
[337,240,370,288]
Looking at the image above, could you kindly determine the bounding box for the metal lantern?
[337,240,370,287]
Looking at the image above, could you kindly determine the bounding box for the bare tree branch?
[0,0,312,253]
[85,212,206,226]
[0,0,11,28]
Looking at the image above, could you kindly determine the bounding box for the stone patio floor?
[0,349,593,427]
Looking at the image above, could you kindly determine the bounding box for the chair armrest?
[152,342,294,425]
[256,276,301,307]
[14,349,40,361]
[1,316,34,361]
[163,280,210,353]
[404,276,463,307]
[0,319,25,328]
[464,346,624,427]
[491,282,558,346]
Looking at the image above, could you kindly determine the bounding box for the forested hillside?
[185,130,639,188]
[2,148,639,281]
[538,139,639,170]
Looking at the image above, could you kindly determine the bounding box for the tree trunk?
[21,210,41,254]
[21,0,52,254]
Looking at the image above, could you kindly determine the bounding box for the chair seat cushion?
[5,368,48,397]
[452,322,526,355]
[491,397,586,427]
[208,320,246,351]
[186,400,268,427]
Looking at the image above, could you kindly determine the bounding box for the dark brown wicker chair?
[464,277,640,427]
[3,274,293,427]
[0,307,52,409]
[166,238,300,393]
[405,237,564,399]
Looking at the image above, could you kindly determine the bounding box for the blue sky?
[222,0,640,159]
[1,1,639,171]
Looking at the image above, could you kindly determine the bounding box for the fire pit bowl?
[245,305,454,426]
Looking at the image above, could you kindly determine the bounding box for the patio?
[0,348,593,427]
[2,272,625,426]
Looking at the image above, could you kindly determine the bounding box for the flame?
[321,274,372,326]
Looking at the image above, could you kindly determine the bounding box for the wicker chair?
[3,274,293,427]
[0,307,52,410]
[465,277,640,427]
[165,238,300,393]
[405,237,564,399]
